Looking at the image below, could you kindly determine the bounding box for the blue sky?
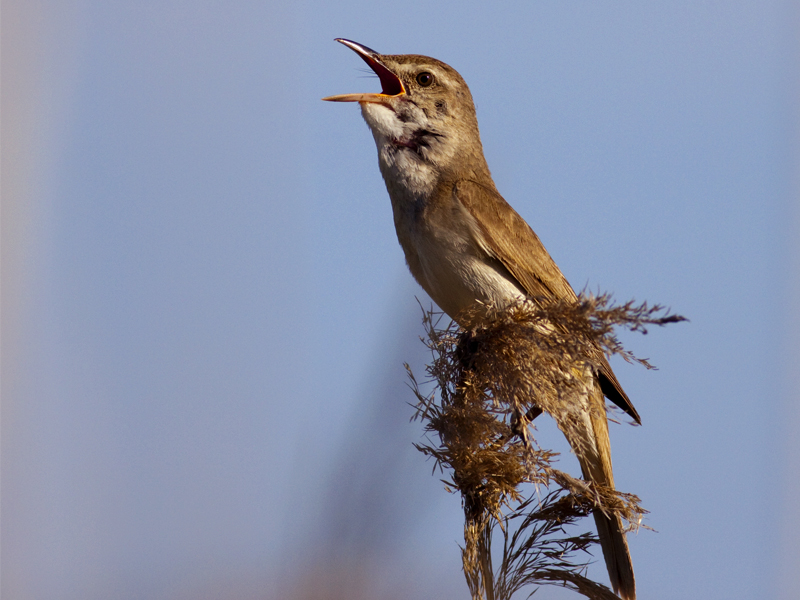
[3,1,799,599]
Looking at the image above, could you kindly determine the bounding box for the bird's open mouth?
[322,39,405,102]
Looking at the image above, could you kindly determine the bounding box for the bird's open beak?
[322,39,406,103]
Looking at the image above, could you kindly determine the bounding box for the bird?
[323,38,639,600]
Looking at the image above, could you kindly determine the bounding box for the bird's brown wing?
[454,179,577,302]
[453,179,641,424]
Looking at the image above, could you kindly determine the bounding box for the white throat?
[360,102,438,200]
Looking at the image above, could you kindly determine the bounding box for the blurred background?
[3,1,798,598]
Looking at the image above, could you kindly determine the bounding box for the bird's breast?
[389,186,527,322]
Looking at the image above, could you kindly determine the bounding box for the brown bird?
[324,38,639,600]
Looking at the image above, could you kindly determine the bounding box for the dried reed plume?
[408,294,684,599]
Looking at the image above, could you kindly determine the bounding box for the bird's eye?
[416,72,434,87]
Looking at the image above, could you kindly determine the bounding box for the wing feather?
[453,179,641,424]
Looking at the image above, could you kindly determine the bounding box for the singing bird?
[324,39,639,600]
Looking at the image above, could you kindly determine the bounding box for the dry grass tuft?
[409,294,684,600]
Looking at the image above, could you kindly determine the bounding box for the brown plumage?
[325,39,637,599]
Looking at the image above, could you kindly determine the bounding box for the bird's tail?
[592,504,636,600]
[573,391,636,600]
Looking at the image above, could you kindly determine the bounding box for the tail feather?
[593,508,636,600]
[570,386,636,600]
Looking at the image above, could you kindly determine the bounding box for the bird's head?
[323,39,489,185]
